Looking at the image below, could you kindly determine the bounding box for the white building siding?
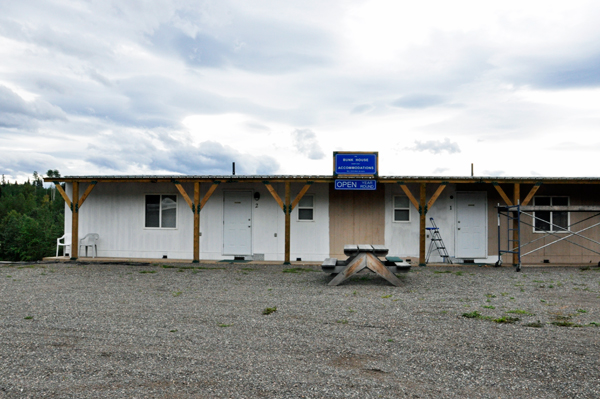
[65,182,329,261]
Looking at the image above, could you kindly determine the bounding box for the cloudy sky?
[2,0,600,181]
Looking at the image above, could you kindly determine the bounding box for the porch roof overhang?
[50,175,600,185]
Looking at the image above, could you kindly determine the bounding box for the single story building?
[51,174,600,267]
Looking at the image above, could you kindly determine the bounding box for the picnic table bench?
[322,244,411,286]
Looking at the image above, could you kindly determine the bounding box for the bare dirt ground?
[1,262,599,398]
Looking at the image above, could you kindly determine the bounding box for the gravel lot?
[1,261,599,398]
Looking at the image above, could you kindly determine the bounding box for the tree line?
[0,171,65,261]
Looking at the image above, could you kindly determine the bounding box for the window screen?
[534,196,568,232]
[146,194,177,228]
[394,195,410,222]
[298,195,314,221]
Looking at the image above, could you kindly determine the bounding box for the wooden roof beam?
[493,183,513,206]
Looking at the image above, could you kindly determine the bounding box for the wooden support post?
[513,183,520,266]
[53,182,72,209]
[78,182,97,208]
[493,183,513,206]
[200,181,220,210]
[427,183,447,210]
[71,182,79,260]
[193,182,200,263]
[290,183,312,211]
[398,183,419,210]
[521,183,542,206]
[284,182,291,265]
[419,183,427,266]
[263,182,284,211]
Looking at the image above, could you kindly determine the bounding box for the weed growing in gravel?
[434,270,452,274]
[577,309,587,313]
[169,329,178,333]
[24,316,33,320]
[485,294,496,298]
[387,339,394,342]
[551,321,580,327]
[348,308,356,313]
[283,268,315,273]
[525,321,544,328]
[139,270,157,274]
[506,309,534,316]
[462,311,484,319]
[162,265,175,268]
[493,316,520,324]
[455,271,464,276]
[218,323,233,327]
[336,319,348,324]
[381,294,392,298]
[482,305,495,309]
[263,306,277,315]
[172,291,182,297]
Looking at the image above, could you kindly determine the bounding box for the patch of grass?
[485,294,496,298]
[501,292,508,296]
[350,276,370,281]
[551,321,580,327]
[482,305,495,309]
[263,306,277,315]
[381,294,392,299]
[336,319,348,324]
[588,322,600,326]
[493,316,520,324]
[161,265,175,268]
[169,329,178,333]
[283,267,315,273]
[577,309,587,313]
[387,339,394,342]
[455,271,464,276]
[139,270,157,274]
[434,270,452,274]
[196,266,225,270]
[177,269,185,272]
[218,323,233,328]
[348,308,356,313]
[462,311,483,319]
[506,309,534,316]
[24,316,33,320]
[525,321,544,328]
[172,291,182,297]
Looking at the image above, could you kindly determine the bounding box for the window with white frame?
[394,195,410,222]
[145,194,177,228]
[297,195,314,221]
[533,196,569,232]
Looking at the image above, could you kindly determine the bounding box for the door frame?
[454,191,488,259]
[222,190,253,256]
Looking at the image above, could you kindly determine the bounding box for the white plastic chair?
[56,234,71,257]
[79,233,100,258]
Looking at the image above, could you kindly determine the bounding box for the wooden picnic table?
[321,244,411,286]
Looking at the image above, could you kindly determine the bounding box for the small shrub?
[493,316,520,324]
[462,311,483,319]
[263,306,277,315]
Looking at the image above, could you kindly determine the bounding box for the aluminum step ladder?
[426,217,452,264]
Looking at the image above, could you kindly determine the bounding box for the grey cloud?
[0,85,66,129]
[433,167,449,174]
[391,94,447,109]
[350,104,374,114]
[0,151,62,179]
[84,129,279,175]
[291,129,325,160]
[507,53,600,89]
[405,138,461,154]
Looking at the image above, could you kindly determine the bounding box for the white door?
[223,192,252,255]
[455,192,487,258]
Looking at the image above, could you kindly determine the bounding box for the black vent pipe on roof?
[232,162,235,175]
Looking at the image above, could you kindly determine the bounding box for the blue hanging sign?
[335,180,377,190]
[334,152,378,176]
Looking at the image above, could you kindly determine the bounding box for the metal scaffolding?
[497,205,600,272]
